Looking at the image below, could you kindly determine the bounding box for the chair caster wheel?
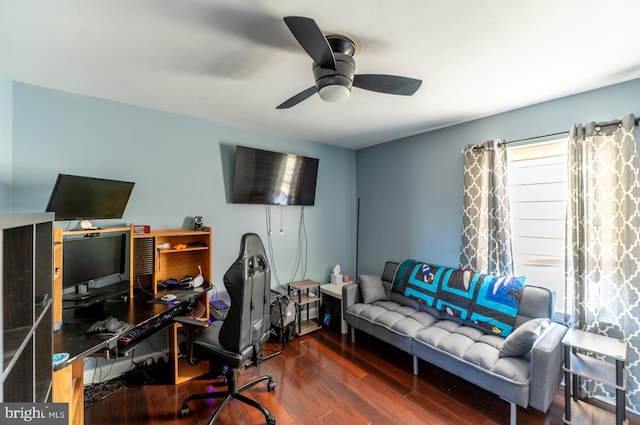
[267,379,276,391]
[179,405,190,418]
[266,414,276,425]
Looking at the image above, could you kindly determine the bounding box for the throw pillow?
[499,318,550,358]
[358,274,387,304]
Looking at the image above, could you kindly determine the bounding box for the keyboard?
[117,305,187,347]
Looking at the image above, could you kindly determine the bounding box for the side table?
[288,280,322,336]
[320,283,349,334]
[562,328,627,425]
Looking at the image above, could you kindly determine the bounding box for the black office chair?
[175,233,276,425]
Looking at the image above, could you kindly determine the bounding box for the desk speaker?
[133,237,154,276]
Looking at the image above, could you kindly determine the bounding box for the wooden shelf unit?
[288,280,322,336]
[130,226,212,384]
[130,226,212,298]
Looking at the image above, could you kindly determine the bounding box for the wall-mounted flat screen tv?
[46,174,135,220]
[232,146,319,206]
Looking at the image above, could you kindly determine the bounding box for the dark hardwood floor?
[85,329,637,425]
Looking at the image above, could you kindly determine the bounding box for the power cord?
[288,206,308,284]
[135,275,154,296]
[265,205,281,288]
[265,205,310,289]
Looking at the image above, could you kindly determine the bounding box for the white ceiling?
[1,1,640,150]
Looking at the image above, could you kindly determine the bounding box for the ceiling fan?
[276,16,422,109]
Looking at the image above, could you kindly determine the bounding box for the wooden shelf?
[299,320,322,335]
[62,226,130,237]
[293,294,320,305]
[157,246,209,254]
[133,228,210,238]
[170,322,210,384]
[565,352,627,390]
[563,400,628,425]
[289,279,321,291]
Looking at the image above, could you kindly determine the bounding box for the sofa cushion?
[499,318,550,358]
[359,274,388,303]
[413,321,532,386]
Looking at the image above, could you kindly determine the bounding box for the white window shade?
[507,139,567,312]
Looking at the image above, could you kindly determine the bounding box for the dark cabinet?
[1,213,54,402]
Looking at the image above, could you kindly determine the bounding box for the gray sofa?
[343,261,567,425]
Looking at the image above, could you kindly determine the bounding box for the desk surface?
[53,286,208,370]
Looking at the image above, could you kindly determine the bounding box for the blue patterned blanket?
[392,259,524,336]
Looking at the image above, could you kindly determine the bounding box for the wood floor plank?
[85,329,639,425]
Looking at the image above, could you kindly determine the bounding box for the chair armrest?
[528,322,568,411]
[174,316,210,328]
[173,316,210,365]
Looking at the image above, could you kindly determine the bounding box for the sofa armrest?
[342,282,361,315]
[528,322,568,411]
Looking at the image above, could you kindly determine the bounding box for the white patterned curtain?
[460,139,514,275]
[565,113,640,413]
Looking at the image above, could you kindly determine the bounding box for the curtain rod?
[500,116,640,146]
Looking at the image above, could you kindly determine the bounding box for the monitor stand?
[62,283,91,301]
[62,281,130,308]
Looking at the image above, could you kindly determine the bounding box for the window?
[507,139,567,313]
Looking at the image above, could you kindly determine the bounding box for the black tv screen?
[232,146,319,206]
[62,234,126,289]
[46,174,135,220]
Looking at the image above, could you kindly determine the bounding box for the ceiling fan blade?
[353,74,422,96]
[276,86,318,109]
[284,16,336,70]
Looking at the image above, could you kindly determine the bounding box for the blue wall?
[0,65,12,210]
[356,78,640,275]
[10,83,357,295]
[9,77,640,290]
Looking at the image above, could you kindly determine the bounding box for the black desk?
[52,286,209,425]
[53,285,209,370]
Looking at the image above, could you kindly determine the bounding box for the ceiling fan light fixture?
[276,16,422,109]
[318,84,350,103]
